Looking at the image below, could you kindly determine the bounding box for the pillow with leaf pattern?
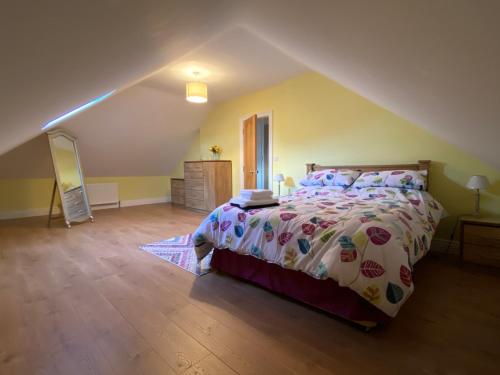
[323,169,361,187]
[353,169,427,190]
[299,177,323,186]
[384,170,427,190]
[352,171,388,188]
[299,169,336,186]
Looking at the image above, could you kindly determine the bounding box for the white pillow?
[301,169,361,187]
[352,169,427,190]
[299,177,323,186]
[299,169,333,186]
[352,171,388,188]
[384,170,427,190]
[327,169,361,187]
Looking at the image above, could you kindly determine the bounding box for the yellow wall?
[198,72,500,238]
[2,72,498,239]
[85,176,170,202]
[0,176,171,213]
[0,178,57,212]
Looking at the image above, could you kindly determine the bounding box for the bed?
[193,160,443,328]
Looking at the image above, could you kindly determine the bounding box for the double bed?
[193,160,443,328]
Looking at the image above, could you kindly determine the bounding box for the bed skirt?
[210,248,391,328]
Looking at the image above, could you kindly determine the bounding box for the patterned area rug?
[140,233,212,276]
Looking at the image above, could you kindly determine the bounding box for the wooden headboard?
[306,160,431,190]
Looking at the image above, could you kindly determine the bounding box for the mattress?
[194,186,443,318]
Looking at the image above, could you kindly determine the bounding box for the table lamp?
[274,173,285,196]
[466,175,490,215]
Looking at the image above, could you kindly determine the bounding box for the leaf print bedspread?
[193,186,443,317]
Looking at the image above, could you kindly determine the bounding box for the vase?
[211,153,220,160]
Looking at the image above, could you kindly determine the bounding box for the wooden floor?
[0,204,499,375]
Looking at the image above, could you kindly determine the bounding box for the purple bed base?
[210,248,391,327]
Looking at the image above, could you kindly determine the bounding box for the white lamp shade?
[466,175,490,190]
[274,173,285,182]
[186,82,207,103]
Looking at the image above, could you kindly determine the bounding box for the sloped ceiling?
[140,27,307,103]
[59,85,208,176]
[0,135,53,179]
[66,28,305,176]
[0,27,306,177]
[0,0,231,158]
[1,0,499,171]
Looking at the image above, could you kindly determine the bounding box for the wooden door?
[243,115,257,189]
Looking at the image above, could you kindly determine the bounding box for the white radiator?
[86,183,120,209]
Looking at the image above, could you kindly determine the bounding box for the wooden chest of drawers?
[170,178,185,205]
[184,160,232,211]
[460,216,500,268]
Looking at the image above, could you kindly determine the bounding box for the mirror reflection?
[51,135,83,192]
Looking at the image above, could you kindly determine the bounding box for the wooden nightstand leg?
[459,221,464,262]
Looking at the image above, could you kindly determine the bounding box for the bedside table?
[460,216,500,267]
[171,178,185,205]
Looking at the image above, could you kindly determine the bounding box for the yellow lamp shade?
[186,81,208,103]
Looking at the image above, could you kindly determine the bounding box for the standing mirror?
[47,130,93,228]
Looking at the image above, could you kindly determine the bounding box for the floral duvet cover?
[193,186,443,317]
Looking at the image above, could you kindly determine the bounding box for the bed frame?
[306,160,431,191]
[210,160,432,329]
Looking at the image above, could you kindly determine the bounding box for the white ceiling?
[59,85,208,176]
[0,86,208,178]
[1,0,499,171]
[66,28,306,176]
[140,27,307,103]
[0,26,306,177]
[0,0,231,158]
[0,135,53,179]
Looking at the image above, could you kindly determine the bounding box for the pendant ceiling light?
[186,72,207,103]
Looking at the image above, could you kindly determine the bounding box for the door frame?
[239,111,273,190]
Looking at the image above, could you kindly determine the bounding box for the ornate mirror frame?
[47,130,93,228]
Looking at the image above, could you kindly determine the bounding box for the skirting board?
[120,197,170,207]
[0,196,171,220]
[0,207,63,220]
